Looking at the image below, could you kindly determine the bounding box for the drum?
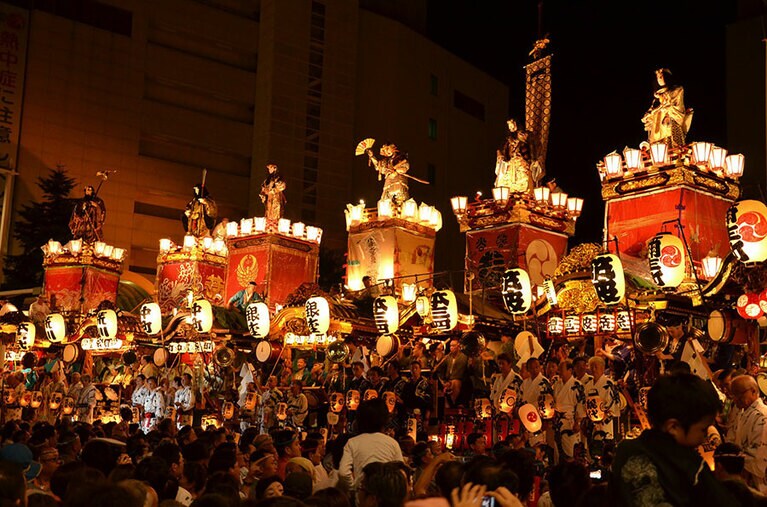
[63,344,79,363]
[707,309,753,345]
[256,340,283,363]
[460,332,486,357]
[213,346,235,367]
[634,322,669,354]
[376,335,399,357]
[104,387,119,402]
[154,348,169,367]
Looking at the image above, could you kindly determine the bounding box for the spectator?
[727,374,767,494]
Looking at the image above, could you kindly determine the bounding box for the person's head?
[154,442,184,480]
[588,356,605,380]
[467,433,486,455]
[357,399,390,434]
[496,353,512,375]
[180,461,206,495]
[80,439,124,477]
[250,450,279,478]
[274,430,301,458]
[267,163,278,174]
[506,118,517,132]
[141,355,151,366]
[65,480,146,507]
[305,487,351,507]
[730,375,760,410]
[135,374,145,388]
[357,462,408,507]
[204,471,241,505]
[352,362,365,379]
[410,442,433,468]
[291,380,303,396]
[362,276,373,288]
[284,470,313,499]
[81,374,92,386]
[449,339,460,356]
[301,438,324,466]
[268,375,278,388]
[135,455,178,502]
[172,376,182,389]
[435,461,464,498]
[255,475,284,500]
[573,357,588,379]
[38,446,61,477]
[296,358,307,370]
[386,361,400,379]
[526,358,541,378]
[545,357,560,379]
[147,377,157,390]
[182,374,192,387]
[208,444,238,478]
[462,458,518,494]
[409,362,422,379]
[558,359,574,382]
[0,461,25,506]
[647,373,721,447]
[368,367,383,385]
[246,281,257,295]
[84,185,94,197]
[654,68,674,89]
[713,442,746,481]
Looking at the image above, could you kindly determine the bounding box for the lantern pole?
[661,219,707,302]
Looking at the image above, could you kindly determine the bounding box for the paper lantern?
[254,217,267,233]
[191,299,213,333]
[159,238,173,253]
[44,314,66,343]
[564,314,581,336]
[239,218,253,235]
[96,309,119,339]
[139,303,162,335]
[475,398,492,418]
[538,393,556,419]
[623,147,642,171]
[430,290,458,331]
[650,142,668,166]
[604,151,623,178]
[329,393,345,413]
[305,296,330,335]
[586,395,606,422]
[617,310,633,333]
[383,391,396,413]
[30,391,43,409]
[445,425,456,450]
[691,142,713,168]
[550,192,568,209]
[3,389,16,404]
[493,186,511,206]
[246,302,270,338]
[226,221,238,237]
[416,296,431,317]
[401,199,418,219]
[306,226,320,242]
[501,268,532,315]
[450,196,468,215]
[648,232,686,289]
[373,296,399,335]
[401,283,417,303]
[346,390,360,411]
[726,200,767,264]
[19,391,32,407]
[518,403,543,433]
[709,147,727,170]
[591,253,625,305]
[364,389,378,401]
[533,186,550,205]
[245,392,259,411]
[17,322,35,349]
[547,315,564,335]
[222,401,235,420]
[498,387,517,414]
[62,397,75,415]
[49,392,63,410]
[598,312,616,333]
[725,154,745,179]
[292,222,305,238]
[182,235,196,250]
[377,199,393,219]
[702,256,722,280]
[737,293,763,320]
[581,314,598,334]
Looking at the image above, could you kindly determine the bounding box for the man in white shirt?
[67,372,83,402]
[287,380,308,429]
[573,357,593,386]
[585,356,621,440]
[727,375,767,493]
[76,374,98,424]
[521,357,550,406]
[143,376,165,433]
[132,374,150,416]
[174,373,195,428]
[553,359,585,460]
[490,353,522,412]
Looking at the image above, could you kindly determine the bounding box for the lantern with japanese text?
[62,397,75,415]
[501,268,532,315]
[498,388,517,414]
[19,391,32,407]
[737,293,763,320]
[648,232,686,289]
[474,398,492,418]
[96,310,118,339]
[564,314,581,337]
[3,389,15,404]
[547,315,564,336]
[416,296,431,318]
[49,392,63,410]
[30,391,43,409]
[543,278,558,306]
[726,200,767,265]
[191,299,213,333]
[44,314,66,343]
[538,393,555,419]
[246,302,271,338]
[581,314,598,334]
[586,395,606,422]
[430,290,458,332]
[518,403,543,433]
[139,303,162,335]
[591,254,625,305]
[617,310,633,333]
[17,322,35,350]
[346,390,360,411]
[598,311,616,333]
[329,393,345,413]
[364,389,378,401]
[373,296,399,335]
[245,392,259,411]
[305,297,330,335]
[222,401,235,420]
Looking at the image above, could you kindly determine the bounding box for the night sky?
[427,0,744,244]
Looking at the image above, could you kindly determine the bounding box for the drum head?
[707,310,727,342]
[327,341,349,363]
[154,348,169,366]
[758,374,767,397]
[376,335,398,357]
[63,344,78,363]
[256,341,272,362]
[104,387,118,401]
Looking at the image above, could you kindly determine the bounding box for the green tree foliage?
[3,168,76,289]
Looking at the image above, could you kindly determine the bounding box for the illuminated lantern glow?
[373,296,399,335]
[346,390,360,411]
[226,221,238,237]
[94,241,106,256]
[329,393,345,413]
[726,200,767,264]
[450,196,468,215]
[650,142,668,166]
[240,218,253,235]
[623,147,642,171]
[383,391,396,413]
[550,192,568,210]
[246,302,271,338]
[702,256,722,280]
[501,268,532,315]
[17,322,35,349]
[222,401,235,420]
[254,217,267,233]
[49,392,63,410]
[538,393,555,419]
[474,398,492,419]
[543,278,558,306]
[591,253,625,305]
[547,315,564,335]
[691,142,713,168]
[416,296,431,318]
[278,218,291,234]
[159,238,173,253]
[616,310,633,333]
[191,299,213,333]
[725,154,745,179]
[518,403,543,433]
[305,296,330,335]
[533,186,550,205]
[364,389,378,401]
[292,222,305,238]
[604,151,623,178]
[709,147,727,170]
[581,314,598,334]
[401,199,418,219]
[19,391,32,407]
[183,235,196,250]
[418,202,433,223]
[647,232,686,289]
[378,199,393,219]
[445,425,456,449]
[69,239,82,255]
[586,395,606,422]
[492,186,510,207]
[564,314,581,337]
[401,283,417,303]
[139,303,162,335]
[737,293,764,320]
[44,314,66,343]
[62,397,74,415]
[498,388,517,414]
[96,309,119,339]
[30,391,43,409]
[430,290,458,331]
[760,289,767,314]
[566,197,584,218]
[598,312,616,333]
[306,226,320,242]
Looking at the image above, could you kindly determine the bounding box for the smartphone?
[589,469,602,480]
[481,496,496,507]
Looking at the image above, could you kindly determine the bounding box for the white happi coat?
[728,397,767,491]
[584,374,621,439]
[143,387,165,432]
[521,373,550,406]
[553,375,586,431]
[490,370,522,411]
[76,384,97,423]
[174,386,195,427]
[132,385,150,407]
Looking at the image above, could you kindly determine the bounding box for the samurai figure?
[366,142,410,206]
[260,163,287,221]
[69,185,106,243]
[495,119,535,194]
[183,184,217,237]
[642,68,692,148]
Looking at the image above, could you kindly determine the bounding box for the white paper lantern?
[598,312,616,333]
[416,296,431,318]
[191,299,213,333]
[278,218,291,234]
[373,296,399,335]
[501,268,532,315]
[378,199,393,219]
[547,315,564,335]
[44,314,66,343]
[240,218,253,235]
[401,199,417,219]
[430,290,458,331]
[246,302,270,338]
[564,314,581,337]
[292,222,305,238]
[726,200,767,265]
[17,322,35,349]
[254,217,267,233]
[226,221,239,237]
[159,238,173,253]
[518,403,543,433]
[305,296,330,335]
[581,314,598,334]
[96,310,118,339]
[647,232,686,289]
[616,310,633,333]
[139,303,162,335]
[591,253,625,305]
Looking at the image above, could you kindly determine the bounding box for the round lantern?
[591,253,625,305]
[498,387,517,414]
[581,314,598,334]
[62,397,75,415]
[364,389,379,401]
[538,393,555,420]
[3,389,16,404]
[222,401,235,420]
[726,200,767,264]
[19,391,32,407]
[139,303,162,335]
[191,299,213,333]
[737,293,764,320]
[329,392,345,413]
[547,315,564,335]
[518,403,543,433]
[430,290,458,332]
[501,268,532,315]
[383,391,396,413]
[305,296,330,335]
[586,395,606,422]
[648,232,686,289]
[30,391,43,409]
[96,309,118,339]
[346,390,360,411]
[373,296,399,335]
[49,392,63,410]
[17,322,35,349]
[474,398,492,419]
[44,314,66,343]
[416,296,431,318]
[246,302,270,338]
[245,392,259,411]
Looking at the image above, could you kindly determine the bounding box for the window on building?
[428,118,437,140]
[427,163,436,185]
[453,90,485,121]
[430,74,438,96]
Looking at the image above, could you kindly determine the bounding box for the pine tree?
[3,168,76,289]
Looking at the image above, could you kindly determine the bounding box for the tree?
[3,168,76,289]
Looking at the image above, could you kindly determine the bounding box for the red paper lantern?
[737,293,764,320]
[759,290,767,314]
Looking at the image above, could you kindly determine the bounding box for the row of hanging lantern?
[600,144,745,180]
[450,189,584,219]
[42,239,126,262]
[139,297,214,337]
[546,308,635,339]
[224,217,323,244]
[158,236,228,256]
[735,291,767,320]
[345,199,443,231]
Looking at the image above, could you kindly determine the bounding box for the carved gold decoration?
[602,165,740,201]
[235,254,259,287]
[553,243,603,278]
[556,280,600,313]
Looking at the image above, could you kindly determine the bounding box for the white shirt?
[490,370,521,410]
[553,375,585,423]
[728,397,767,484]
[132,385,150,406]
[339,432,404,489]
[144,387,165,417]
[584,374,621,439]
[175,486,193,506]
[174,386,194,411]
[521,373,549,406]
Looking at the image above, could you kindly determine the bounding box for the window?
[430,74,438,96]
[428,118,438,140]
[427,163,436,185]
[453,90,485,121]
